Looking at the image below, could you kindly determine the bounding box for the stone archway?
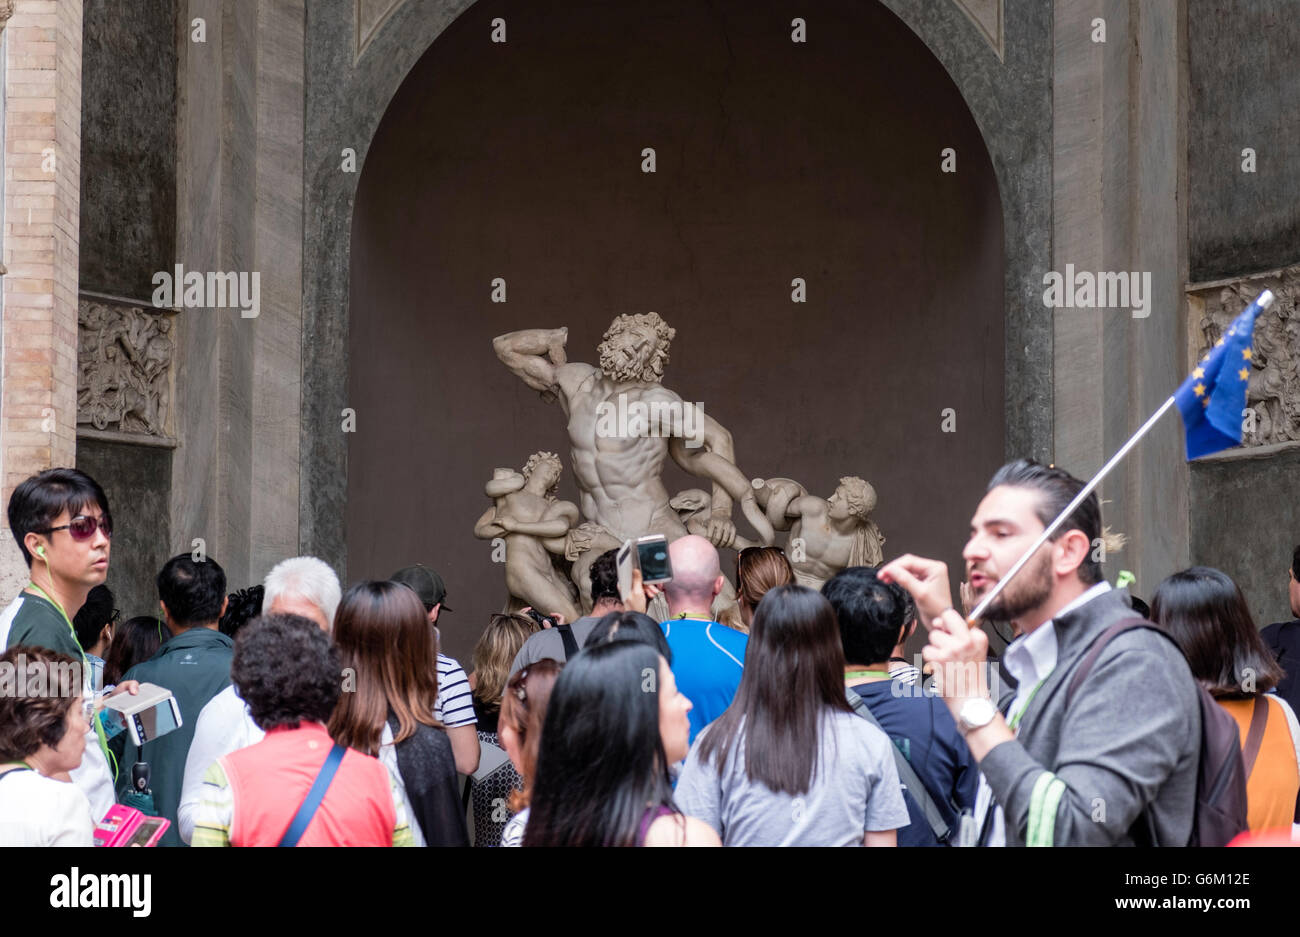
[303,0,1049,659]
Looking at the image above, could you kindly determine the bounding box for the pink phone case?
[93,804,169,847]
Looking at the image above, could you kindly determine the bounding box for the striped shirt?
[436,654,476,728]
[191,723,414,847]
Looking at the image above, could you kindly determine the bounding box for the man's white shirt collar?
[1003,581,1112,691]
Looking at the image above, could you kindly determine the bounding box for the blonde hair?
[472,613,539,717]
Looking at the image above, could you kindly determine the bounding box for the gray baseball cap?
[390,564,452,612]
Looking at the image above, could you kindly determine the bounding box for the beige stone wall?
[1052,0,1190,596]
[0,0,82,598]
[173,0,302,589]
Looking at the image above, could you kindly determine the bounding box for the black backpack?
[1065,618,1248,847]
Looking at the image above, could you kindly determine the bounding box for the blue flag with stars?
[1174,291,1269,460]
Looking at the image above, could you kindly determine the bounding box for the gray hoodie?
[980,588,1201,846]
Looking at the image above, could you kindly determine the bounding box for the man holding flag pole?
[878,290,1274,846]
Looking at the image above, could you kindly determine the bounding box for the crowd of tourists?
[1,462,1298,847]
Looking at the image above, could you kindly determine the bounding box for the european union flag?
[1174,290,1272,460]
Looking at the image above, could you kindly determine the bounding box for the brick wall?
[1,0,81,597]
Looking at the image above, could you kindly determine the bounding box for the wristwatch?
[957,697,997,735]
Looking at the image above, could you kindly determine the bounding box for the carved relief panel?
[1187,266,1300,450]
[77,298,176,443]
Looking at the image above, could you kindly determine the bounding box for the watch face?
[960,698,995,730]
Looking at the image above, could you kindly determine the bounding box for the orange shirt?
[1219,696,1300,834]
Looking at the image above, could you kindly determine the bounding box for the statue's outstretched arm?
[493,327,568,394]
[670,414,776,545]
[501,518,572,538]
[753,478,809,531]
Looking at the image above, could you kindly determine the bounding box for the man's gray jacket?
[980,588,1201,846]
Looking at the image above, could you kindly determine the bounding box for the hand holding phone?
[101,683,182,747]
[635,535,673,585]
[617,540,635,603]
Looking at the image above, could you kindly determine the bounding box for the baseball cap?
[390,564,453,612]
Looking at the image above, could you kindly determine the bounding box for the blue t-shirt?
[848,679,979,846]
[660,618,747,743]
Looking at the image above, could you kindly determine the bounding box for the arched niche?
[304,0,1049,660]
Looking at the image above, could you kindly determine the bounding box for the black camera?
[524,608,558,630]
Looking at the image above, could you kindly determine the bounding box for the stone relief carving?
[1188,266,1300,449]
[78,300,174,438]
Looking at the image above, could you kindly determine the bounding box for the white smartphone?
[102,682,183,747]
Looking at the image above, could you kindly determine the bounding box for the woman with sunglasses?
[0,646,96,845]
[497,659,564,846]
[523,641,720,847]
[468,612,539,846]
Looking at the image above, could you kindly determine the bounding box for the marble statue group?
[478,312,886,620]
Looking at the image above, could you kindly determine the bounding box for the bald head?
[664,535,724,613]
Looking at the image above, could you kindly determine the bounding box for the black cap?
[390,564,452,612]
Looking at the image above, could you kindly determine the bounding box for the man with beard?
[879,460,1202,846]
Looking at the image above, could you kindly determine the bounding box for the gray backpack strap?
[847,687,952,843]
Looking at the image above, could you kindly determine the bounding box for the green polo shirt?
[2,591,83,659]
[118,626,233,847]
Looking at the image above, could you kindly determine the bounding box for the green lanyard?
[1007,676,1050,731]
[844,670,894,682]
[26,582,117,780]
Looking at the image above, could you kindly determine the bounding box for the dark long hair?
[523,641,677,846]
[1151,566,1283,699]
[329,581,440,755]
[695,584,852,795]
[102,616,163,686]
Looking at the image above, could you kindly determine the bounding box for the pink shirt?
[220,723,397,847]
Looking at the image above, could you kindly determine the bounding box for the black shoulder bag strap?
[556,623,579,659]
[846,687,952,843]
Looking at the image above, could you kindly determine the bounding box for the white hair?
[261,556,342,628]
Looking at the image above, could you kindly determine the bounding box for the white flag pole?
[966,396,1175,624]
[966,288,1275,626]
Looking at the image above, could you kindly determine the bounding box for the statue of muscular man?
[493,313,769,612]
